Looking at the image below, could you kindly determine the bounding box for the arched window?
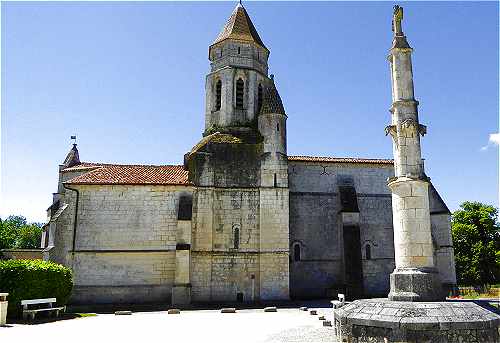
[236,78,244,109]
[233,226,240,249]
[277,123,280,132]
[237,47,241,54]
[365,244,371,260]
[215,80,222,111]
[294,244,301,262]
[257,84,263,113]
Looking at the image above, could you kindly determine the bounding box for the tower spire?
[385,7,441,301]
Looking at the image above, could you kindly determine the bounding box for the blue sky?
[1,1,499,222]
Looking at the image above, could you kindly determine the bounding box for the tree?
[451,202,500,286]
[0,215,43,249]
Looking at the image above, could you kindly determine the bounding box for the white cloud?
[480,132,499,151]
[489,133,500,145]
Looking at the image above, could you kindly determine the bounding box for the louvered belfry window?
[236,78,244,109]
[215,80,222,111]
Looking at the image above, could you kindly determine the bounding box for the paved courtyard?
[1,306,338,343]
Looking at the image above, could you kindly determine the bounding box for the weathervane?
[71,135,77,145]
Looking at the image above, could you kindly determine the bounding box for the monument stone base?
[334,299,500,343]
[388,267,442,302]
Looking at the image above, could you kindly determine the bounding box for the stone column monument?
[385,5,440,302]
[333,6,500,343]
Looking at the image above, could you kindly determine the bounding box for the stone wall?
[1,249,43,260]
[190,186,288,302]
[288,161,395,298]
[288,161,455,298]
[191,252,260,302]
[191,188,262,301]
[50,184,191,304]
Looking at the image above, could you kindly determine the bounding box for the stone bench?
[21,298,65,321]
[331,293,345,309]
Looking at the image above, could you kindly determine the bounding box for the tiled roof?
[61,162,103,172]
[288,156,393,164]
[61,156,392,186]
[212,4,267,49]
[260,80,285,115]
[63,163,190,186]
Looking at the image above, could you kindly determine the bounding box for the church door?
[343,225,364,300]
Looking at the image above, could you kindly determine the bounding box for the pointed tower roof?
[62,144,80,168]
[260,76,285,115]
[212,3,267,50]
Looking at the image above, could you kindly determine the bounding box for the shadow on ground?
[7,313,96,325]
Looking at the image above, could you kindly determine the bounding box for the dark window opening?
[273,173,277,187]
[236,78,244,109]
[236,292,244,302]
[215,80,222,111]
[234,226,240,249]
[238,47,241,54]
[178,195,193,220]
[365,244,371,260]
[220,49,223,57]
[257,84,263,113]
[277,123,280,132]
[294,244,301,262]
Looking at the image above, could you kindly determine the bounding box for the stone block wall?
[69,250,175,304]
[50,184,191,304]
[288,160,455,299]
[190,252,260,302]
[289,161,396,298]
[259,188,290,300]
[1,249,43,260]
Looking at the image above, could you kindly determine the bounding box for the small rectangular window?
[178,195,193,220]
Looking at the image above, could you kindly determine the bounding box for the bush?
[0,259,73,317]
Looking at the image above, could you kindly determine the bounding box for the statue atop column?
[392,5,404,36]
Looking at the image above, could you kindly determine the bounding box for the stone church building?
[42,4,456,305]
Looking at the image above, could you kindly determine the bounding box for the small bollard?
[299,307,308,311]
[167,309,180,314]
[114,310,132,315]
[318,315,325,320]
[264,307,277,312]
[309,310,317,315]
[0,293,8,326]
[220,308,236,313]
[323,320,332,327]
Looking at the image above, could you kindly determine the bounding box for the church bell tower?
[204,3,270,135]
[185,3,290,303]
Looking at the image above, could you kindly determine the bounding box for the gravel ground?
[1,306,339,343]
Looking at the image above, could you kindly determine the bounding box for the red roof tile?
[62,155,392,186]
[63,163,190,186]
[288,156,393,164]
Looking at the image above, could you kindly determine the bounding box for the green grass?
[74,313,97,318]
